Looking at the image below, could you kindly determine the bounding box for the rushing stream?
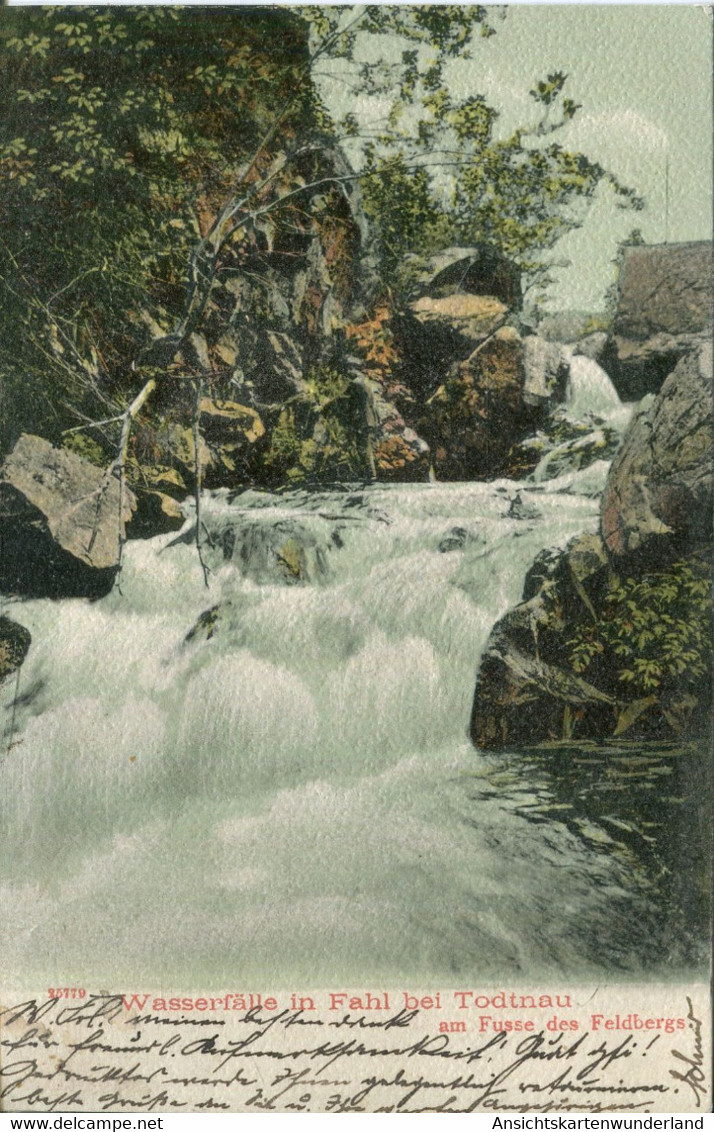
[0,368,708,989]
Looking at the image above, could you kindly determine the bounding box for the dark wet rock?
[505,435,548,479]
[437,526,485,553]
[175,515,336,585]
[438,526,469,553]
[0,435,135,598]
[408,244,521,307]
[507,492,541,521]
[125,465,187,539]
[521,546,564,601]
[0,617,31,681]
[537,310,607,344]
[158,423,213,484]
[601,342,713,565]
[408,293,510,355]
[156,399,265,492]
[184,604,222,644]
[611,241,712,399]
[422,327,549,480]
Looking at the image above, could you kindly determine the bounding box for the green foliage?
[264,366,365,483]
[61,431,105,466]
[569,557,712,697]
[360,153,451,271]
[0,8,315,450]
[339,10,643,296]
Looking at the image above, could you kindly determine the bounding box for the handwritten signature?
[669,997,707,1107]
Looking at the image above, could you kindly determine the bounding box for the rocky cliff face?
[169,238,576,489]
[602,342,713,565]
[610,242,712,400]
[471,339,713,750]
[386,246,585,481]
[131,144,385,491]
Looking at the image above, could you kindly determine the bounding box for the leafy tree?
[355,62,643,293]
[0,7,319,449]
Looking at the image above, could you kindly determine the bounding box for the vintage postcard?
[0,3,711,1115]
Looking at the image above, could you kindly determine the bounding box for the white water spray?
[1,465,664,987]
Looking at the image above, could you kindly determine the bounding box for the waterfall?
[565,353,629,422]
[0,468,687,988]
[530,353,634,484]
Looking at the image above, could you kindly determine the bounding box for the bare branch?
[192,380,211,589]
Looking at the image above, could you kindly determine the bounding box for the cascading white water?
[531,354,634,483]
[565,353,625,420]
[0,464,669,988]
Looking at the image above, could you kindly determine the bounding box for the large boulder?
[471,341,713,751]
[409,294,509,355]
[0,435,135,598]
[421,328,565,480]
[601,342,713,565]
[611,241,712,399]
[395,248,522,413]
[408,245,521,307]
[0,616,31,681]
[470,533,617,749]
[423,328,525,480]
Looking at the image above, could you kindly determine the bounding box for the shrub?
[568,555,712,698]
